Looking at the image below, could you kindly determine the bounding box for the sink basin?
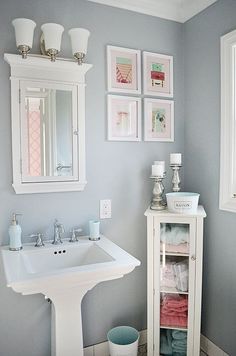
[22,243,114,274]
[1,236,140,356]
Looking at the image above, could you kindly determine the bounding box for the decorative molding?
[4,53,92,83]
[87,0,218,23]
[181,0,217,22]
[201,334,229,356]
[219,30,236,212]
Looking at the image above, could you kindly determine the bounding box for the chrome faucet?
[69,227,82,242]
[52,219,65,244]
[28,233,45,247]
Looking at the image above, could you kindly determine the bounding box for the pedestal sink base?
[1,237,141,356]
[50,284,95,356]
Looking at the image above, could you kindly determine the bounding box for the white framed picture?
[107,95,141,141]
[144,98,174,142]
[143,51,173,97]
[107,46,141,94]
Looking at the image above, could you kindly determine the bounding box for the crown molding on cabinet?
[87,0,218,23]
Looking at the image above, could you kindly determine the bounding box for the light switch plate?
[100,199,112,219]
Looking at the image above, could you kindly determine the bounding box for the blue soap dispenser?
[9,213,22,251]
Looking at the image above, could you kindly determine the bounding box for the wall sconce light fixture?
[68,28,90,65]
[12,18,36,58]
[41,23,64,62]
[12,19,90,64]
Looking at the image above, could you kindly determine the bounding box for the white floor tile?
[84,346,94,356]
[94,341,109,356]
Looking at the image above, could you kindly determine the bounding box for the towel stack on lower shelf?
[160,329,187,356]
[172,330,187,355]
[160,294,188,328]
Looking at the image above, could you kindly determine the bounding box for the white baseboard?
[200,334,229,356]
[84,330,229,356]
[84,329,147,356]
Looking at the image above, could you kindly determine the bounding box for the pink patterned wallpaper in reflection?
[28,109,41,176]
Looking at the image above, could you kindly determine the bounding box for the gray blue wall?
[184,1,236,355]
[0,1,184,355]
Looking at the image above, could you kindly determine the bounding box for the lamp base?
[18,45,30,59]
[74,52,85,65]
[150,201,167,211]
[47,48,59,62]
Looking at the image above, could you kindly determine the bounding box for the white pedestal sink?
[1,236,140,356]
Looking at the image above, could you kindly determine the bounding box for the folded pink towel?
[162,303,188,311]
[161,294,188,326]
[161,307,187,316]
[160,314,188,328]
[162,294,188,304]
[161,242,189,254]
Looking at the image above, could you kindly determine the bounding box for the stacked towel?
[172,260,189,292]
[161,224,189,245]
[160,262,176,289]
[160,329,172,355]
[161,242,189,254]
[172,330,187,355]
[160,330,187,356]
[160,294,188,328]
[161,260,189,292]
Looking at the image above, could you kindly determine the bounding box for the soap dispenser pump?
[9,213,22,251]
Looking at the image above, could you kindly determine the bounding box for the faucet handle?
[69,227,82,242]
[28,233,45,247]
[57,224,65,243]
[58,223,65,234]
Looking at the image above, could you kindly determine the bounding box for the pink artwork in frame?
[107,95,141,141]
[107,46,141,94]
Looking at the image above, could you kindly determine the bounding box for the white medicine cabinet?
[145,206,206,356]
[4,54,92,194]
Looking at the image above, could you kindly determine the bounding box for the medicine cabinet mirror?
[4,54,92,194]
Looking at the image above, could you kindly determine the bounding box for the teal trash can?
[107,326,139,356]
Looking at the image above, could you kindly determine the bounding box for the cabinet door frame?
[152,216,196,356]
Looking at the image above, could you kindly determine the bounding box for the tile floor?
[137,344,208,356]
[138,344,147,356]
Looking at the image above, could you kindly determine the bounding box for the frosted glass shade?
[68,28,90,55]
[12,18,36,48]
[41,23,64,51]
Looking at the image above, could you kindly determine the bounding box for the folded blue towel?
[172,338,187,354]
[160,330,172,355]
[172,340,187,347]
[172,330,187,340]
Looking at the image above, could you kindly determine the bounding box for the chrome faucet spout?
[52,219,64,244]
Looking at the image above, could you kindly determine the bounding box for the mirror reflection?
[22,87,73,179]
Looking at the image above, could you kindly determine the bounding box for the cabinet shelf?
[160,325,188,331]
[160,252,189,257]
[160,286,188,295]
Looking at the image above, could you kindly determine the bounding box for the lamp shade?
[68,28,90,55]
[12,18,36,48]
[41,23,64,51]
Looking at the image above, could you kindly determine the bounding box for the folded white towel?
[161,224,189,245]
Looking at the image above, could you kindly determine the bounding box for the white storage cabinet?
[145,206,206,356]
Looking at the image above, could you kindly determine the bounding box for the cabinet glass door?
[155,220,196,356]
